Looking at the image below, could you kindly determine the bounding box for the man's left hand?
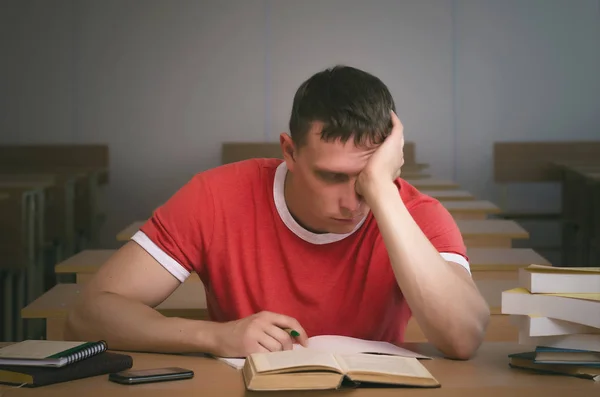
[356,110,405,198]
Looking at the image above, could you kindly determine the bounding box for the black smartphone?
[108,367,194,385]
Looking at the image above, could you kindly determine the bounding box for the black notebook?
[0,340,108,368]
[0,351,133,387]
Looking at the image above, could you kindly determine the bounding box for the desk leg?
[3,272,14,341]
[16,271,26,341]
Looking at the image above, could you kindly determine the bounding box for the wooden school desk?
[405,178,460,190]
[20,282,208,341]
[54,249,201,284]
[1,343,597,396]
[457,220,529,248]
[467,248,551,314]
[116,221,145,242]
[443,200,501,220]
[420,189,475,201]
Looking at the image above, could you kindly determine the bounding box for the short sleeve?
[409,199,471,274]
[132,173,214,282]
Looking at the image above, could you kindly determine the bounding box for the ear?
[279,133,297,171]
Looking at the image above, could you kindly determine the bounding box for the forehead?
[300,122,378,172]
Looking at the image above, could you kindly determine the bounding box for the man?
[66,65,490,360]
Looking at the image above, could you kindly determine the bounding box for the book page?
[335,354,434,378]
[544,293,600,302]
[251,349,342,373]
[304,335,430,359]
[527,265,600,274]
[0,340,85,359]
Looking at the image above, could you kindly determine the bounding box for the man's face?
[284,122,378,234]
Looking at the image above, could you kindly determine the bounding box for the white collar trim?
[272,162,367,245]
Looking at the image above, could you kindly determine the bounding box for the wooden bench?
[467,248,551,314]
[405,178,460,190]
[21,282,208,341]
[421,190,475,201]
[54,249,202,284]
[457,220,529,248]
[116,221,145,242]
[443,200,501,220]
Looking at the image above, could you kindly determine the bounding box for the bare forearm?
[366,181,489,359]
[65,291,219,354]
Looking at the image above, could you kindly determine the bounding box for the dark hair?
[289,65,396,148]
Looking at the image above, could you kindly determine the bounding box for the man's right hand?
[211,311,308,357]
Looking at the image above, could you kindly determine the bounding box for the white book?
[511,315,600,337]
[518,331,600,353]
[215,335,430,370]
[519,265,600,294]
[501,288,600,329]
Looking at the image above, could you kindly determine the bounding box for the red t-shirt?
[133,159,469,345]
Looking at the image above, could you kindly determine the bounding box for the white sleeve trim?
[131,231,191,283]
[440,252,471,275]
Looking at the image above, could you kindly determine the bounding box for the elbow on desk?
[446,309,491,360]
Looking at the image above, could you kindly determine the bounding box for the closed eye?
[317,171,349,183]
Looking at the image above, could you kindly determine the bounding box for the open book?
[216,335,430,370]
[242,349,439,391]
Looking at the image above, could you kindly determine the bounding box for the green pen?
[283,328,300,337]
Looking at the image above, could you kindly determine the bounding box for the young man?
[66,65,490,360]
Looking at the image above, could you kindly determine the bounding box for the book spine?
[65,341,107,366]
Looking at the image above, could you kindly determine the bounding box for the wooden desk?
[467,248,551,313]
[1,343,597,396]
[405,178,460,190]
[400,171,430,180]
[54,249,202,284]
[21,282,208,341]
[443,200,501,220]
[421,189,475,201]
[457,220,529,248]
[116,221,145,242]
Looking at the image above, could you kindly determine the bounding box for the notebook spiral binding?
[65,341,108,366]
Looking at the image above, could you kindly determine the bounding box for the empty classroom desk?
[405,178,460,190]
[457,220,529,248]
[467,248,551,313]
[54,248,202,283]
[116,221,145,242]
[443,200,501,220]
[21,281,208,340]
[421,189,475,201]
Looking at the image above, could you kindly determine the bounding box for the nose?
[340,183,362,216]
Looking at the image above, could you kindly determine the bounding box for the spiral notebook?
[0,340,107,368]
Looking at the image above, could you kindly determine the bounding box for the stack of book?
[0,340,133,387]
[501,264,600,381]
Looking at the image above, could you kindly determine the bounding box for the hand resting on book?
[211,311,308,357]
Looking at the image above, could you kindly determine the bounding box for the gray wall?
[1,0,599,253]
